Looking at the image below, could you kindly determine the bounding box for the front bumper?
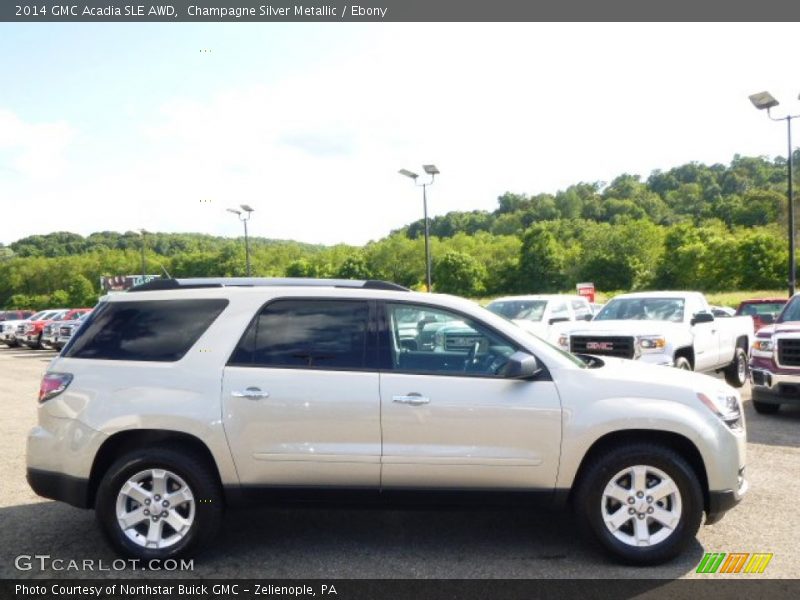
[706,467,748,524]
[750,356,800,405]
[635,353,674,367]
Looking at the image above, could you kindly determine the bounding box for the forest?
[0,153,795,309]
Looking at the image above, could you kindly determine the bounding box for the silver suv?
[27,278,747,565]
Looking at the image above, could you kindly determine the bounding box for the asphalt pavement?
[1,346,799,580]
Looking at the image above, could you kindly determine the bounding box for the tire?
[753,400,780,415]
[95,445,223,560]
[574,443,703,565]
[674,355,692,371]
[724,347,748,388]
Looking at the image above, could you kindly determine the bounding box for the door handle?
[231,387,270,400]
[392,393,431,406]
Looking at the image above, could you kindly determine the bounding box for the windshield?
[595,297,685,323]
[738,302,785,317]
[29,311,49,320]
[487,300,548,322]
[778,298,800,323]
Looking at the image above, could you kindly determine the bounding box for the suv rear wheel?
[95,446,223,560]
[575,443,703,565]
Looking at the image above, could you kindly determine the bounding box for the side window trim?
[226,297,380,372]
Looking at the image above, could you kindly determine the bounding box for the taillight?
[39,373,73,403]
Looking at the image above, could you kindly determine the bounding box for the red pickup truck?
[20,308,90,350]
[736,298,787,333]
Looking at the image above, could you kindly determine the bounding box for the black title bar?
[2,0,800,22]
[5,580,800,600]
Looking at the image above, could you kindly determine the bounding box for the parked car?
[710,305,736,318]
[749,293,800,414]
[557,291,754,387]
[2,310,62,348]
[28,278,747,565]
[41,309,92,350]
[736,297,787,333]
[0,310,34,323]
[393,307,461,351]
[19,309,69,349]
[486,295,593,341]
[51,311,91,351]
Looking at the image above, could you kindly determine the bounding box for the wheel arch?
[735,335,749,351]
[568,429,710,514]
[88,429,223,509]
[674,346,694,369]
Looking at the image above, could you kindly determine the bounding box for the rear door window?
[63,299,228,361]
[229,299,372,370]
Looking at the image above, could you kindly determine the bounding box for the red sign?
[576,282,595,303]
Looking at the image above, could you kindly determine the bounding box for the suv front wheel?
[574,443,703,565]
[95,446,223,560]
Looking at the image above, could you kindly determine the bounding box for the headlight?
[558,334,569,349]
[752,339,774,355]
[697,391,743,430]
[638,336,666,352]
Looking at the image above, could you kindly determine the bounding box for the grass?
[704,290,787,309]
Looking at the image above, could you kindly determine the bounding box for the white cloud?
[4,23,800,245]
[0,109,75,178]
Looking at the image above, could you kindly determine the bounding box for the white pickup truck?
[557,291,754,387]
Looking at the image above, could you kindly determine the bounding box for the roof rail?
[128,277,410,292]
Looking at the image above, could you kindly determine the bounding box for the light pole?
[399,164,439,292]
[749,91,800,297]
[138,229,147,280]
[227,204,255,276]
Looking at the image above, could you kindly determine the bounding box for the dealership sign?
[100,275,159,292]
[576,282,595,303]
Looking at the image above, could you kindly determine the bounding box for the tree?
[285,259,318,278]
[336,254,371,280]
[50,289,70,307]
[433,251,486,296]
[68,275,98,306]
[518,223,567,292]
[737,229,787,289]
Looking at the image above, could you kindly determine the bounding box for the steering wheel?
[464,341,481,371]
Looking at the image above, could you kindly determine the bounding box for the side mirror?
[583,314,593,321]
[504,351,542,379]
[691,312,715,326]
[761,314,775,325]
[549,317,570,325]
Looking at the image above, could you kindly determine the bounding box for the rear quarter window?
[63,299,228,361]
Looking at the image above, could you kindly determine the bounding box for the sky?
[2,22,800,247]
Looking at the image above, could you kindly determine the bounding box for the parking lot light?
[749,91,780,111]
[400,165,439,292]
[227,206,254,276]
[750,90,800,297]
